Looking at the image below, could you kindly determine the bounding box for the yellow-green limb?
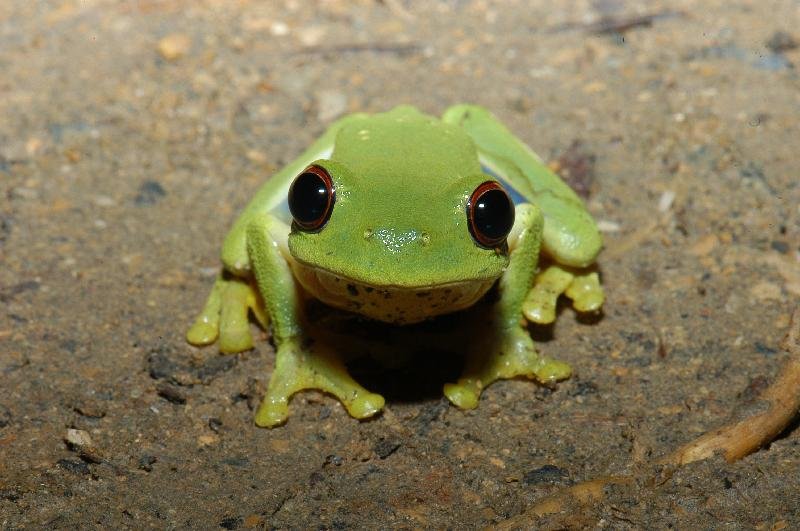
[523,265,604,324]
[187,275,268,353]
[246,213,385,427]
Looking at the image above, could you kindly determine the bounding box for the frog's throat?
[290,261,497,325]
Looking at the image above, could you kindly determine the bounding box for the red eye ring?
[467,181,515,249]
[288,165,336,231]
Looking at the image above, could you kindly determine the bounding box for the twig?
[291,42,422,57]
[492,305,800,526]
[548,11,685,35]
[663,305,800,465]
[494,477,633,529]
[587,11,685,35]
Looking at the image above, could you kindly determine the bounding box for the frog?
[186,105,604,428]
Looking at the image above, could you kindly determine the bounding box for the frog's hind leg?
[246,213,385,427]
[187,275,267,353]
[443,104,605,321]
[523,264,604,325]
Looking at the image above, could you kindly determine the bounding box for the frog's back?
[330,106,482,188]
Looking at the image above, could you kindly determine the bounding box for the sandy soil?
[1,0,799,528]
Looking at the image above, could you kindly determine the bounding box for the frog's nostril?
[363,228,373,240]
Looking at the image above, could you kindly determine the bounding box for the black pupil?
[474,189,513,242]
[289,171,329,226]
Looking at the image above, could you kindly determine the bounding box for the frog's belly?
[291,262,496,324]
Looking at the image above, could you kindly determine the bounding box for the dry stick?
[495,305,800,528]
[665,305,800,465]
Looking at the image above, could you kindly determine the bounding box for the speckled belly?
[290,261,496,324]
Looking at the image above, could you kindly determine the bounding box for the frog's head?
[286,158,515,292]
[284,114,517,323]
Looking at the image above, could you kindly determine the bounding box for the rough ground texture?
[1,0,799,528]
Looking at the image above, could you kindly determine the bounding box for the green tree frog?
[187,105,604,427]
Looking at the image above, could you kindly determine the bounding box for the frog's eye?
[288,165,335,231]
[467,181,515,249]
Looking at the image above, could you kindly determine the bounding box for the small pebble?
[269,21,289,36]
[138,454,157,472]
[689,234,719,256]
[219,515,243,530]
[73,399,107,419]
[523,464,569,485]
[158,33,192,61]
[157,383,187,404]
[373,438,401,459]
[93,195,116,208]
[658,190,676,212]
[198,434,219,446]
[597,219,621,233]
[134,181,166,206]
[65,428,93,449]
[65,429,103,463]
[208,418,223,433]
[771,240,789,254]
[325,454,344,466]
[0,488,21,501]
[765,31,798,54]
[57,458,90,475]
[0,405,11,428]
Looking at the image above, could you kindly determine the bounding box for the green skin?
[187,105,604,427]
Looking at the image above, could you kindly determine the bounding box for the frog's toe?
[218,278,261,353]
[254,396,290,428]
[523,266,574,324]
[254,340,385,427]
[218,326,254,354]
[187,277,223,346]
[444,380,481,410]
[522,291,557,324]
[532,357,572,383]
[565,271,604,313]
[347,392,385,419]
[187,316,219,346]
[187,275,266,352]
[444,326,571,410]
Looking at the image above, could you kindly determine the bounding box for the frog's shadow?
[298,272,606,404]
[312,299,577,404]
[321,311,468,404]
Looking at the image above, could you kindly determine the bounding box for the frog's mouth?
[289,260,497,324]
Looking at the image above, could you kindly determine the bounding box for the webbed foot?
[186,274,268,353]
[255,337,385,427]
[523,265,604,324]
[444,325,571,409]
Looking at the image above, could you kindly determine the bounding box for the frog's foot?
[186,274,268,353]
[254,338,385,428]
[444,326,571,409]
[522,265,604,324]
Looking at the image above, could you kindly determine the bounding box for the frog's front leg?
[444,204,571,409]
[245,213,385,427]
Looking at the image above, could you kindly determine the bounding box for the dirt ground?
[2,0,799,528]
